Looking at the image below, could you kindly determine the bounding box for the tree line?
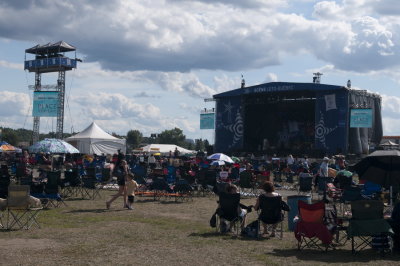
[0,126,210,152]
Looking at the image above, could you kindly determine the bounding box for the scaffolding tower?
[24,41,79,143]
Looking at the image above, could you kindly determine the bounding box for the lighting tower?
[24,41,79,143]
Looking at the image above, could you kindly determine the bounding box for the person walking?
[106,160,129,209]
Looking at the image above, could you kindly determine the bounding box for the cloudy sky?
[0,0,400,142]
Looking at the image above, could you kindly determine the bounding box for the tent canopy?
[137,144,194,155]
[65,122,126,155]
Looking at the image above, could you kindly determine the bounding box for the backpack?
[243,220,259,238]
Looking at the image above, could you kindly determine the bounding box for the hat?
[323,157,330,161]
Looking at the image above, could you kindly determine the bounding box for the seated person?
[218,184,251,233]
[254,181,288,237]
[388,200,400,251]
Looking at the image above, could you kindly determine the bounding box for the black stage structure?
[213,82,382,156]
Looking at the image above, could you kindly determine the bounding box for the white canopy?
[65,122,126,155]
[137,144,194,154]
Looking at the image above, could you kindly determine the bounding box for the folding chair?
[295,201,334,252]
[257,195,286,239]
[170,179,193,202]
[6,185,42,230]
[42,171,66,207]
[81,176,101,200]
[239,170,256,197]
[347,200,393,255]
[316,176,333,200]
[298,173,313,199]
[215,192,243,235]
[62,168,82,198]
[150,177,173,201]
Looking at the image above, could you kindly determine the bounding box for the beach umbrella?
[231,156,241,163]
[211,160,225,166]
[207,153,234,163]
[0,141,22,153]
[28,138,80,154]
[351,150,400,188]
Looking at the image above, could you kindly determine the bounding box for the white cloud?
[0,60,23,70]
[264,73,278,82]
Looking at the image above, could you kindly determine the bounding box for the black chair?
[239,170,255,197]
[0,170,10,199]
[150,177,172,201]
[298,173,313,199]
[62,169,82,198]
[257,195,286,239]
[81,176,101,200]
[172,179,194,201]
[43,171,65,207]
[216,192,242,235]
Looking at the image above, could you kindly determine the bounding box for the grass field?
[1,189,399,265]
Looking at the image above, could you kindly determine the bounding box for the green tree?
[158,128,186,146]
[195,139,205,151]
[1,128,18,145]
[126,129,143,148]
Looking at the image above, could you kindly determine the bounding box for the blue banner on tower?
[32,91,59,117]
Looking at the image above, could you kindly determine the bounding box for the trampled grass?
[0,189,399,265]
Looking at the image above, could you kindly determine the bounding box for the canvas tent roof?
[137,144,195,154]
[66,122,120,140]
[380,140,399,146]
[65,122,126,155]
[25,41,76,54]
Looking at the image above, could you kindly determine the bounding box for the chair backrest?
[101,168,111,182]
[298,201,325,223]
[218,192,241,221]
[299,174,313,192]
[239,171,253,188]
[351,200,383,220]
[341,186,362,202]
[85,167,96,178]
[259,195,283,223]
[64,169,81,186]
[337,174,352,189]
[45,171,61,194]
[7,185,30,208]
[317,176,332,192]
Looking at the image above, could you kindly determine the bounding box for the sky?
[0,0,400,143]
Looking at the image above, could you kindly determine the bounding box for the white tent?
[65,122,126,155]
[137,144,194,155]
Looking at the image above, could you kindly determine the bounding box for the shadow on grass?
[268,248,400,263]
[188,231,267,241]
[66,208,124,214]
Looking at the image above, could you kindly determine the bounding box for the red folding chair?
[295,201,334,252]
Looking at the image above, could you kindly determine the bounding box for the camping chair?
[81,176,101,200]
[347,200,393,254]
[6,185,42,230]
[170,179,193,202]
[239,170,256,197]
[295,201,334,252]
[298,173,313,199]
[42,171,65,207]
[216,192,243,235]
[257,195,286,239]
[316,176,333,200]
[62,168,82,198]
[150,177,173,201]
[337,174,353,190]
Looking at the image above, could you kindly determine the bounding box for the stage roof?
[25,41,76,54]
[213,82,347,99]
